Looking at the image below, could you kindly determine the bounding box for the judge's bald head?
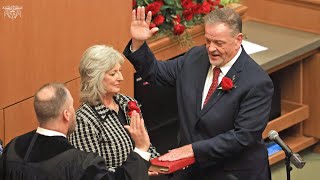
[34,83,70,124]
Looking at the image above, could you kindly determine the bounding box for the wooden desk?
[243,20,320,165]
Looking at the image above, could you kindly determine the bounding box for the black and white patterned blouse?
[68,93,159,169]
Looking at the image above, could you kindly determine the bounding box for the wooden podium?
[243,20,320,165]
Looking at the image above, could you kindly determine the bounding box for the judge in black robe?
[0,130,150,180]
[0,83,151,180]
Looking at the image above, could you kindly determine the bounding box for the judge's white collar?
[36,127,66,138]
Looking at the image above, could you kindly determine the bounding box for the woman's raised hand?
[124,110,150,151]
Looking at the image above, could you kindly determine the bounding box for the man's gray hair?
[34,83,68,124]
[79,45,124,105]
[204,7,242,35]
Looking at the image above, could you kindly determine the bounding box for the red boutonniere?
[221,77,234,91]
[218,76,237,92]
[127,101,141,117]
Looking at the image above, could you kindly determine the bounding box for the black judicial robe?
[0,131,150,180]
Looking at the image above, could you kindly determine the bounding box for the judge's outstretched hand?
[131,6,159,51]
[124,111,150,151]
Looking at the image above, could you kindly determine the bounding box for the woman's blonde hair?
[79,45,124,105]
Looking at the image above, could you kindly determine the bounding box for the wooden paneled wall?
[0,0,134,144]
[241,0,320,34]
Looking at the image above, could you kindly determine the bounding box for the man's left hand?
[158,144,194,161]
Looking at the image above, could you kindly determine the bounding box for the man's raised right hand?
[130,6,159,51]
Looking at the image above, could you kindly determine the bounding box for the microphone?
[268,130,306,169]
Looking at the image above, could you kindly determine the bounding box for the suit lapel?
[195,53,211,117]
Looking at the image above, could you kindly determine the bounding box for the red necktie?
[203,67,221,106]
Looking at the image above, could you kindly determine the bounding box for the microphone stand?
[284,152,292,180]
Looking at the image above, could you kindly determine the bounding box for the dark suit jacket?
[124,41,273,180]
[0,131,150,180]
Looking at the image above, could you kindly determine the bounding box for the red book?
[149,156,195,174]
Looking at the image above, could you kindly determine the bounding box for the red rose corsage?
[127,101,141,117]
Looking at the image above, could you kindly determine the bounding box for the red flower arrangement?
[133,0,226,45]
[127,101,141,117]
[133,0,239,47]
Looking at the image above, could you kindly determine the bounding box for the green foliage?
[163,0,175,5]
[220,0,239,6]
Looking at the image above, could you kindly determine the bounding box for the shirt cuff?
[134,147,151,161]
